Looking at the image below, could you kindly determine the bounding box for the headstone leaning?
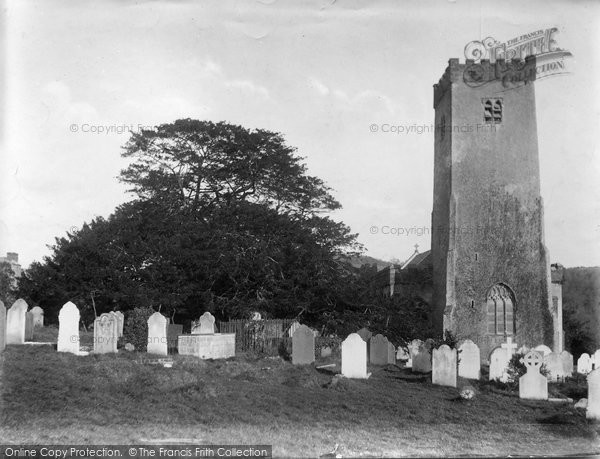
[24,312,34,341]
[587,369,600,420]
[341,333,369,379]
[292,324,315,365]
[57,301,80,353]
[0,301,6,352]
[30,306,44,328]
[489,347,510,382]
[370,334,391,365]
[147,312,168,356]
[432,344,457,387]
[560,350,574,377]
[578,353,593,374]
[6,299,28,344]
[93,313,118,354]
[458,339,481,380]
[519,351,548,400]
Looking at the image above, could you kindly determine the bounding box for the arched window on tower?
[486,283,515,335]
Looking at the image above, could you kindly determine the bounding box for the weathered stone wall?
[432,58,554,360]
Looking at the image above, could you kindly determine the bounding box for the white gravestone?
[341,333,369,379]
[292,324,315,365]
[356,328,372,364]
[192,312,215,335]
[370,334,392,365]
[534,344,552,357]
[519,351,548,400]
[94,313,118,354]
[6,299,28,344]
[501,336,517,357]
[57,301,80,353]
[412,341,432,373]
[147,312,168,356]
[0,301,6,352]
[114,311,124,337]
[432,344,457,387]
[458,339,481,380]
[545,352,565,382]
[30,306,44,328]
[587,369,600,420]
[489,347,510,382]
[578,353,593,374]
[560,350,574,377]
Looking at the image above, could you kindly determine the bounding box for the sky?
[1,0,599,270]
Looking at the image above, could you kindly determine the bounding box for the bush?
[123,307,155,352]
[505,352,550,388]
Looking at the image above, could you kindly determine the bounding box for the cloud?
[307,77,396,115]
[224,79,270,98]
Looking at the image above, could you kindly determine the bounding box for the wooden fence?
[218,318,296,353]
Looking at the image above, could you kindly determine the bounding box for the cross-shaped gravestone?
[501,336,517,357]
[519,350,548,400]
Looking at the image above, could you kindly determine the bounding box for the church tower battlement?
[431,56,555,361]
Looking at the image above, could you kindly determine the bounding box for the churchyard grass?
[1,335,599,456]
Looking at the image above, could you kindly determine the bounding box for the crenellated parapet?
[434,56,538,108]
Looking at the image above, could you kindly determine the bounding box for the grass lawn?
[1,328,599,457]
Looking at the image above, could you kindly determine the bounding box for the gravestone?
[545,352,564,382]
[147,312,168,356]
[251,311,261,320]
[406,339,423,369]
[94,313,118,354]
[578,353,593,374]
[517,345,530,354]
[6,299,28,344]
[560,350,574,377]
[587,369,600,420]
[0,301,6,352]
[292,324,315,365]
[412,341,432,373]
[432,344,457,387]
[519,351,548,400]
[321,346,332,358]
[489,347,510,382]
[287,321,300,338]
[114,311,124,337]
[458,339,481,380]
[370,334,391,365]
[534,344,552,356]
[178,333,235,359]
[341,333,369,379]
[167,324,183,352]
[24,312,34,341]
[593,350,600,370]
[30,306,44,328]
[57,301,80,353]
[193,312,215,335]
[387,342,396,365]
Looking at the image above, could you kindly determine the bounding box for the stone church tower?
[431,57,556,360]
